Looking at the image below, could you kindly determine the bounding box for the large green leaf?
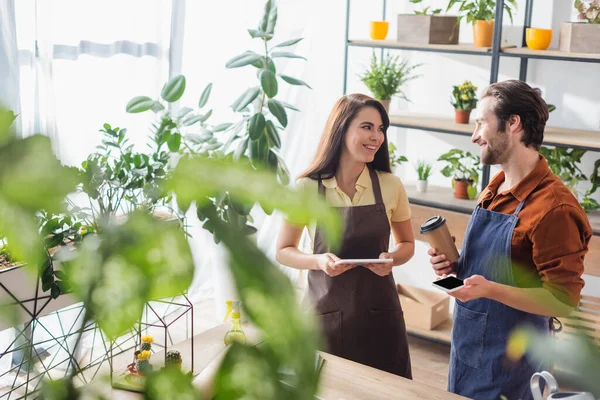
[145,367,199,400]
[231,87,261,112]
[249,133,269,164]
[272,38,302,49]
[226,51,263,69]
[260,69,278,98]
[166,157,341,248]
[265,120,281,148]
[248,112,266,141]
[258,0,278,35]
[198,82,213,108]
[160,75,186,103]
[271,52,306,60]
[267,99,287,128]
[126,96,155,113]
[167,132,182,152]
[279,74,312,89]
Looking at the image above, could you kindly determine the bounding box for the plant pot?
[396,15,459,44]
[559,22,600,54]
[453,179,472,200]
[380,99,391,113]
[416,180,428,193]
[473,20,494,47]
[370,21,389,40]
[455,109,472,124]
[526,27,552,50]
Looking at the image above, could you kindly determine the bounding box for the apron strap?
[513,199,526,216]
[368,167,384,205]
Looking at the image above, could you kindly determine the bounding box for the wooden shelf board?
[348,39,495,55]
[404,182,478,215]
[390,113,600,151]
[406,318,452,346]
[501,47,600,62]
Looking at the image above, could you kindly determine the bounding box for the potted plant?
[359,50,422,112]
[415,159,433,193]
[560,1,600,54]
[438,148,481,199]
[450,80,478,124]
[396,0,459,45]
[389,143,408,175]
[446,0,517,47]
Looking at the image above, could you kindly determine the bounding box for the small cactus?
[136,350,152,375]
[165,349,182,369]
[140,335,154,352]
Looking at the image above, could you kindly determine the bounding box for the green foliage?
[450,80,478,111]
[416,159,433,181]
[359,51,422,101]
[438,148,481,184]
[388,142,408,167]
[446,0,517,24]
[410,0,443,15]
[575,0,600,24]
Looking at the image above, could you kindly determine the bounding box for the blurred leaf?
[271,52,306,60]
[279,100,300,112]
[267,99,287,128]
[0,108,17,146]
[167,133,182,152]
[272,38,302,49]
[39,378,78,400]
[248,29,273,40]
[250,133,269,164]
[248,113,266,141]
[144,367,199,400]
[231,87,261,112]
[151,102,165,114]
[126,96,155,113]
[279,75,312,89]
[226,51,263,68]
[161,75,186,103]
[260,69,278,98]
[198,82,213,108]
[213,123,233,132]
[258,0,278,35]
[265,120,281,148]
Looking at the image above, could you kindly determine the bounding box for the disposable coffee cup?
[420,215,460,264]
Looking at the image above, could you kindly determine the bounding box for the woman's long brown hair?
[299,93,391,180]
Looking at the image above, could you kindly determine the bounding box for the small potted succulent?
[165,349,183,370]
[136,350,152,375]
[359,50,422,112]
[450,80,478,124]
[389,142,408,174]
[438,148,481,199]
[141,335,154,352]
[415,159,433,193]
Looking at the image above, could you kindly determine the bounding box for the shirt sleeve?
[531,204,591,307]
[391,176,411,222]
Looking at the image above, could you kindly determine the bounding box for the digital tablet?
[333,259,393,266]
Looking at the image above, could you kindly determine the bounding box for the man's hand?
[365,252,394,277]
[428,236,457,276]
[447,274,492,302]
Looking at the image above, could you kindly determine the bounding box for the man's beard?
[481,131,509,165]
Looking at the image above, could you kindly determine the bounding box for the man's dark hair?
[482,80,549,150]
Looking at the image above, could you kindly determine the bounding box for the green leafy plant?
[450,80,478,111]
[576,0,600,23]
[389,142,408,167]
[539,146,600,212]
[416,159,433,181]
[446,0,517,24]
[410,0,443,15]
[359,50,422,101]
[438,148,481,196]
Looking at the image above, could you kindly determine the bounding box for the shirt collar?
[479,154,551,203]
[321,165,371,190]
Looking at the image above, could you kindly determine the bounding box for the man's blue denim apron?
[449,199,550,400]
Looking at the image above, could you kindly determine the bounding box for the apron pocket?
[369,310,409,375]
[453,303,487,369]
[317,310,342,356]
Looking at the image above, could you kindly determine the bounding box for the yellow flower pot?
[526,28,552,50]
[473,20,494,47]
[370,21,389,40]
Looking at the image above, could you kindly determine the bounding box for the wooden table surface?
[102,323,467,400]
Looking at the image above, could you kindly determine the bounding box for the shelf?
[404,183,477,215]
[389,114,600,151]
[406,318,452,345]
[348,39,501,56]
[501,47,600,63]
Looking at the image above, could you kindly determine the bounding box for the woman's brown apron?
[305,167,412,378]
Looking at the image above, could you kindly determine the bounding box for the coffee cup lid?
[420,215,446,234]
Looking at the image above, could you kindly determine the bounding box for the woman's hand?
[365,252,394,276]
[316,253,354,277]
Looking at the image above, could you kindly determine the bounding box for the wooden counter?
[104,323,466,400]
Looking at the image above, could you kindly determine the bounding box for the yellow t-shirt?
[294,166,411,249]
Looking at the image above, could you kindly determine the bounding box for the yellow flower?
[461,94,469,100]
[141,335,154,344]
[137,350,151,360]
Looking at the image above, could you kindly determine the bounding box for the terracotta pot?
[453,179,472,200]
[380,99,391,113]
[473,20,494,47]
[455,109,471,124]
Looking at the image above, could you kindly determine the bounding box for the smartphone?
[432,276,465,293]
